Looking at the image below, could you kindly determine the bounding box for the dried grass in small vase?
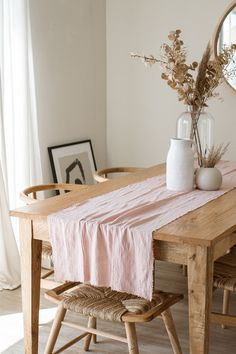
[196,143,229,191]
[202,143,230,168]
[195,142,229,190]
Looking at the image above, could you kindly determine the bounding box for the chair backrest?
[20,183,88,204]
[93,167,144,183]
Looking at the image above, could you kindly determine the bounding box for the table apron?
[154,240,188,265]
[154,231,236,265]
[32,219,236,264]
[213,231,236,260]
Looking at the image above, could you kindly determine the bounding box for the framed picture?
[48,139,97,186]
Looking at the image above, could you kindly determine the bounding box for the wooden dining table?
[10,164,236,354]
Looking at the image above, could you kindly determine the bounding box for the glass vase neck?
[186,105,205,113]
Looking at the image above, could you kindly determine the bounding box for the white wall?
[106,0,236,168]
[30,0,107,182]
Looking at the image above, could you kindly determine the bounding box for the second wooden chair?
[94,166,144,183]
[212,246,236,328]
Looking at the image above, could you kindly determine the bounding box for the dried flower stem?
[130,53,166,66]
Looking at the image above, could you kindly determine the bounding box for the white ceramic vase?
[166,138,195,192]
[195,167,222,191]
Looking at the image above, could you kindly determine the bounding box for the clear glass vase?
[176,105,193,140]
[197,109,214,151]
[176,106,214,163]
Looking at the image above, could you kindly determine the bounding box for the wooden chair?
[94,167,144,183]
[44,282,183,354]
[211,247,236,328]
[20,183,88,289]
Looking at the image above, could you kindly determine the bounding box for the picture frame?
[48,139,97,186]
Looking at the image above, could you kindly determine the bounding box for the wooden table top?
[10,164,236,247]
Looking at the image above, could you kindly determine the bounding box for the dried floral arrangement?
[131,30,236,167]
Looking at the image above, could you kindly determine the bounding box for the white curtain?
[0,162,21,290]
[0,0,43,290]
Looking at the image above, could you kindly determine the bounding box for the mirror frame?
[212,0,236,92]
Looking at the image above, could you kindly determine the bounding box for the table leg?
[19,219,42,354]
[187,245,213,354]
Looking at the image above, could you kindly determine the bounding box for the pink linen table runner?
[48,161,236,300]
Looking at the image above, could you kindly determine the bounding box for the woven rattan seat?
[212,250,236,327]
[42,241,53,259]
[214,253,236,290]
[44,282,183,354]
[40,242,54,277]
[63,284,170,322]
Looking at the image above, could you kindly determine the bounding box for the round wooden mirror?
[213,1,236,91]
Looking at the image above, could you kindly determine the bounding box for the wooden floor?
[0,261,235,353]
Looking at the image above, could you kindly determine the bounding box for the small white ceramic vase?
[166,138,195,191]
[195,167,222,191]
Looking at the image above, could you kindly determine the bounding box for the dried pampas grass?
[202,143,230,168]
[195,43,211,107]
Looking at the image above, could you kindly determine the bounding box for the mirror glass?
[216,3,236,90]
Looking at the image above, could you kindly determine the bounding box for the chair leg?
[222,289,230,329]
[125,322,139,354]
[44,304,67,354]
[162,309,182,354]
[92,318,97,343]
[83,317,97,351]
